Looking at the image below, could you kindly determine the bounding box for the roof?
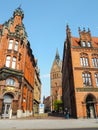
[71,36,98,48]
[71,37,80,47]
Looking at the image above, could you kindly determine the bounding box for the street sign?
[39,103,44,114]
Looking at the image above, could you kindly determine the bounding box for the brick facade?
[0,7,36,118]
[62,25,98,118]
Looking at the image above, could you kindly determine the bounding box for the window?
[12,57,16,69]
[92,57,98,67]
[6,56,11,67]
[8,40,13,50]
[92,58,98,67]
[82,72,92,86]
[82,41,92,47]
[82,41,86,47]
[95,73,98,87]
[80,57,89,67]
[14,41,18,51]
[92,54,98,67]
[6,78,15,86]
[87,42,91,47]
[80,53,89,67]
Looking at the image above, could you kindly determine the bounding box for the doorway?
[86,94,96,118]
[2,94,13,118]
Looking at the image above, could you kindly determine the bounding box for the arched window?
[92,54,98,67]
[80,53,89,67]
[14,41,18,51]
[6,56,11,67]
[6,78,15,86]
[95,73,98,87]
[12,57,16,69]
[8,39,13,50]
[82,72,92,87]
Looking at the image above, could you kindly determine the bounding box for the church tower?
[50,49,62,111]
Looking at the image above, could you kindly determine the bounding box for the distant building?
[62,25,98,118]
[0,7,36,118]
[43,96,51,112]
[33,60,41,114]
[50,49,62,111]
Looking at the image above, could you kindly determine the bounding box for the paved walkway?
[0,118,98,129]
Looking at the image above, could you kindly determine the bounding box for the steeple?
[66,24,71,39]
[55,48,60,64]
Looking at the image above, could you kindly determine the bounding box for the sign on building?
[39,103,44,114]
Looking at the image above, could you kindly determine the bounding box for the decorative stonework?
[74,67,98,71]
[76,87,98,92]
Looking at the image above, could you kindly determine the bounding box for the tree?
[54,100,63,112]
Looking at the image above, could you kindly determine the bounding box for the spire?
[55,48,60,63]
[66,24,71,38]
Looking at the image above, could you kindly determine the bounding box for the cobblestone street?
[0,116,98,130]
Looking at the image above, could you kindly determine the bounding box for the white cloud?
[41,74,50,79]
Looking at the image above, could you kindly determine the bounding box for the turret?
[13,7,24,26]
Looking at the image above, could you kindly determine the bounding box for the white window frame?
[92,58,98,67]
[12,57,16,69]
[14,41,18,51]
[87,42,91,47]
[6,56,11,67]
[82,41,86,47]
[95,74,98,87]
[8,40,13,50]
[6,78,15,86]
[80,57,89,67]
[82,72,92,86]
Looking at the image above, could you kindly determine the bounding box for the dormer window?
[79,28,92,48]
[81,41,92,48]
[87,42,91,47]
[82,41,86,47]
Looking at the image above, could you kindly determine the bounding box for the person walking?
[64,108,69,119]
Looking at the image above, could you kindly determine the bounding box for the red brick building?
[62,25,98,118]
[0,7,36,118]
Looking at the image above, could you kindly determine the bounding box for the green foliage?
[54,100,63,111]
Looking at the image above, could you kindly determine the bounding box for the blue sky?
[0,0,98,101]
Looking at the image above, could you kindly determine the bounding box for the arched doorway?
[2,93,14,118]
[86,94,96,118]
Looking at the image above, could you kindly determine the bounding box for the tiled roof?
[71,36,98,48]
[92,37,98,47]
[71,37,80,46]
